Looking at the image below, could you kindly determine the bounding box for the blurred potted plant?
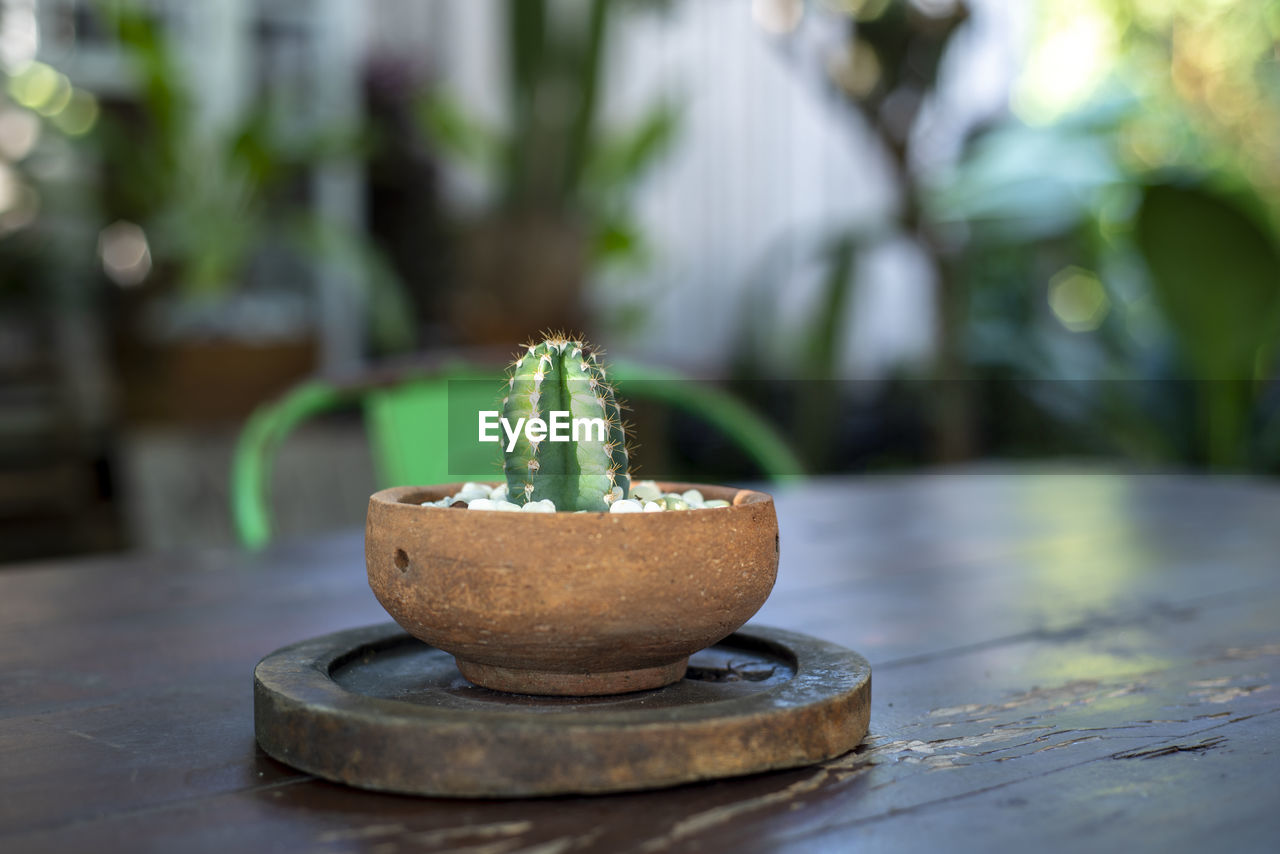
[96,3,413,422]
[419,0,679,346]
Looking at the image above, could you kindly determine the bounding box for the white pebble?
[467,498,522,512]
[521,499,556,513]
[456,482,492,501]
[681,489,704,507]
[630,481,662,502]
[643,502,664,512]
[609,499,644,514]
[703,499,731,508]
[489,483,509,500]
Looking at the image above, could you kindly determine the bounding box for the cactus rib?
[502,335,630,512]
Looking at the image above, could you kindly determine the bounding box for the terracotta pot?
[451,213,589,348]
[366,482,779,696]
[117,336,318,424]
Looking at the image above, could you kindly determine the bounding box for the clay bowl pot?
[366,482,778,696]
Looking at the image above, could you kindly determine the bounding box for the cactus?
[502,335,630,511]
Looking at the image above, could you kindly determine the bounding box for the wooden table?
[3,473,1278,852]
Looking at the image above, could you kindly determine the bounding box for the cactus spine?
[502,335,630,512]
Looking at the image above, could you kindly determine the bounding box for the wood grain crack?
[1112,736,1227,760]
[774,706,1280,848]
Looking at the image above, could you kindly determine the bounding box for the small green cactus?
[502,334,630,511]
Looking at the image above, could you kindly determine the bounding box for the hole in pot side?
[393,549,410,572]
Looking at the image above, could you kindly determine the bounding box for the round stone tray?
[253,623,871,797]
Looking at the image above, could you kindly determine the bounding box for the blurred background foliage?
[940,0,1280,470]
[734,0,1280,472]
[418,0,679,344]
[1,0,1278,560]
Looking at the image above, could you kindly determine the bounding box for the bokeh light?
[826,38,882,99]
[50,90,98,136]
[751,0,805,35]
[0,162,18,212]
[1013,1,1118,125]
[0,107,40,160]
[1048,267,1110,333]
[7,61,60,110]
[98,220,153,288]
[821,0,892,19]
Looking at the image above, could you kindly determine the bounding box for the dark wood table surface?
[3,472,1279,853]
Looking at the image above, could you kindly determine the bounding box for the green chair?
[230,357,804,549]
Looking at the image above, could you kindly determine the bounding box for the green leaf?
[1134,180,1280,466]
[591,214,650,266]
[416,90,502,175]
[1134,181,1280,380]
[805,234,858,381]
[584,100,680,196]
